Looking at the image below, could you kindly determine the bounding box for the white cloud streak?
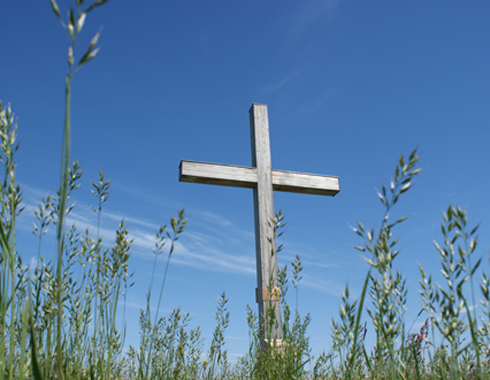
[284,0,341,47]
[18,183,349,288]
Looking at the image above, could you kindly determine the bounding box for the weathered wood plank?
[272,170,339,196]
[249,103,282,344]
[180,161,339,196]
[180,161,257,188]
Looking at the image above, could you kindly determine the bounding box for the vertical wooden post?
[250,103,282,346]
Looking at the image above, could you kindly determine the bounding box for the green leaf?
[68,46,74,67]
[409,167,423,176]
[50,0,61,20]
[470,224,479,236]
[30,317,45,380]
[88,30,101,50]
[363,257,376,266]
[68,23,75,39]
[78,31,101,67]
[76,12,87,32]
[78,47,100,67]
[69,7,76,26]
[0,222,13,266]
[357,220,365,232]
[400,182,411,194]
[471,258,482,276]
[85,0,110,13]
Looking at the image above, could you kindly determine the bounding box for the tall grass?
[1,1,489,378]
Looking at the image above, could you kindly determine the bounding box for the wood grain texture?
[249,103,282,343]
[180,161,257,188]
[272,169,339,195]
[180,161,340,196]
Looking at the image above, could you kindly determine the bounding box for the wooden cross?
[179,103,340,346]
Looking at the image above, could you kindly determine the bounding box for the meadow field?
[1,1,489,379]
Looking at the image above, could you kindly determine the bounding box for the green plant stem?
[7,258,15,380]
[56,71,72,380]
[144,242,174,379]
[347,270,370,379]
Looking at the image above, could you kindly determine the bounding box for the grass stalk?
[346,269,371,379]
[55,70,71,380]
[143,210,186,379]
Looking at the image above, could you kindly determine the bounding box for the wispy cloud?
[103,209,161,231]
[191,210,254,244]
[20,186,257,276]
[261,66,308,94]
[195,210,233,227]
[68,206,256,276]
[18,183,351,287]
[21,183,54,203]
[302,278,343,296]
[112,181,181,211]
[72,205,257,276]
[291,91,336,120]
[284,0,341,47]
[168,240,256,275]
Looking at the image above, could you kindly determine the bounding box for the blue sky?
[2,0,490,361]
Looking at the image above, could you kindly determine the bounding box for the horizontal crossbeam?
[180,160,340,196]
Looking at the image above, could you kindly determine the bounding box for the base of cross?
[257,285,283,350]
